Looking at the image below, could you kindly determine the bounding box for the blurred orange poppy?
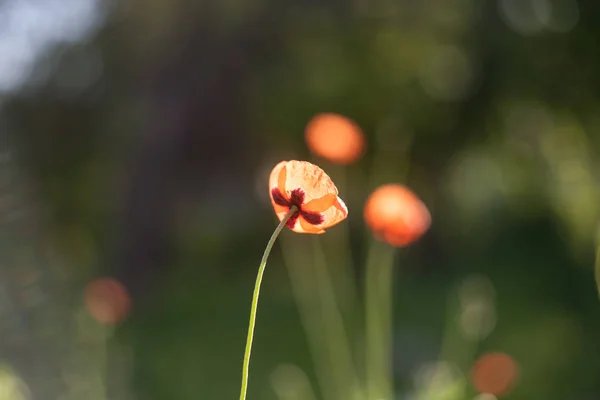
[364,184,430,246]
[84,277,130,325]
[305,113,366,165]
[471,352,519,397]
[269,160,348,234]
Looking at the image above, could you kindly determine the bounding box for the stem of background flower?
[239,206,298,400]
[363,120,414,399]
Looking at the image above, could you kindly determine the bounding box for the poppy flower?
[269,160,348,234]
[364,184,430,247]
[84,277,130,325]
[305,113,366,165]
[471,352,519,397]
[240,160,349,400]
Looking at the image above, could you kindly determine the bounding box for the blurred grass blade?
[280,235,361,400]
[317,163,360,323]
[364,240,395,400]
[311,237,363,399]
[270,364,317,400]
[596,239,600,300]
[280,235,338,400]
[438,285,477,373]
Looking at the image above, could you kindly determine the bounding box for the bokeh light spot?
[458,275,496,340]
[418,44,475,102]
[413,361,465,399]
[471,352,519,397]
[84,277,130,325]
[502,100,554,154]
[542,0,579,32]
[499,0,545,35]
[305,113,366,165]
[500,0,579,34]
[0,366,30,400]
[270,364,314,400]
[446,150,505,216]
[0,0,105,93]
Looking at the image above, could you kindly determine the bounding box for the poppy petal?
[382,221,418,247]
[270,200,290,222]
[299,216,326,234]
[269,161,291,220]
[303,193,337,212]
[315,196,348,230]
[282,213,322,234]
[278,164,288,195]
[283,161,338,205]
[269,161,288,192]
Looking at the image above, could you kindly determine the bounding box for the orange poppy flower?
[269,160,348,234]
[84,277,131,325]
[305,113,366,165]
[471,352,519,397]
[364,184,430,247]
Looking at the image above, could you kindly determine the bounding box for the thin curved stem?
[239,206,298,400]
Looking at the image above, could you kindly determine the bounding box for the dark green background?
[0,0,598,399]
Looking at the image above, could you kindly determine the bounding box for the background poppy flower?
[84,277,131,325]
[364,184,430,246]
[269,160,348,234]
[305,113,366,165]
[471,352,519,397]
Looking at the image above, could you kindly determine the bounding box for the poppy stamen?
[289,188,305,207]
[270,187,324,227]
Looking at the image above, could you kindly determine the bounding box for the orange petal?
[299,216,326,234]
[269,161,290,221]
[271,206,291,224]
[269,161,288,193]
[277,165,287,195]
[282,160,338,204]
[382,222,420,247]
[315,196,348,230]
[283,214,324,234]
[303,193,337,212]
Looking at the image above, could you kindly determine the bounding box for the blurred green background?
[0,0,598,399]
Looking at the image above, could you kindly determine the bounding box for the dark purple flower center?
[271,187,324,229]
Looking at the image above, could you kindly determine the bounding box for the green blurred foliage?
[0,0,599,399]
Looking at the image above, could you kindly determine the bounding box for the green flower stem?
[239,206,298,400]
